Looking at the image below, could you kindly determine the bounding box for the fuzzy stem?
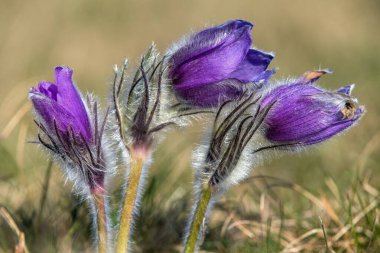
[184,186,213,253]
[93,191,108,253]
[116,150,146,253]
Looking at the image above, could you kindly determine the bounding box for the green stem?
[93,191,108,253]
[184,186,213,253]
[116,151,145,253]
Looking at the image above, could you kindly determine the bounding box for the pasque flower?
[112,47,178,252]
[30,67,92,140]
[168,19,275,107]
[183,71,365,253]
[260,70,365,145]
[29,66,107,192]
[30,66,112,252]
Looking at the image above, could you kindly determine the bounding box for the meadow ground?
[0,0,379,252]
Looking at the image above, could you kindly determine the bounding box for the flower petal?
[228,49,274,82]
[170,20,253,69]
[170,20,253,88]
[29,92,89,140]
[261,83,322,108]
[261,81,364,145]
[252,69,276,83]
[174,79,246,107]
[54,66,92,139]
[337,84,355,95]
[37,81,58,101]
[300,115,362,145]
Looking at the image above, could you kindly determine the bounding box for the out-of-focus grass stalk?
[184,186,213,253]
[37,160,53,225]
[116,149,146,253]
[0,206,30,253]
[93,191,108,253]
[0,103,31,139]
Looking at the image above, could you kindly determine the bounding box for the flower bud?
[29,66,108,193]
[168,20,275,107]
[260,70,364,145]
[30,66,92,142]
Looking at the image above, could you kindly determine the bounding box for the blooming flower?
[260,70,365,145]
[29,66,107,192]
[168,19,275,107]
[30,66,92,141]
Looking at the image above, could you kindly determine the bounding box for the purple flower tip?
[337,84,355,95]
[261,73,364,145]
[168,19,275,107]
[29,66,92,141]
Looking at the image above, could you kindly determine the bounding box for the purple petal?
[301,116,361,145]
[174,80,246,107]
[251,68,276,84]
[337,84,355,95]
[261,81,364,145]
[37,81,58,101]
[228,49,274,82]
[54,66,92,140]
[30,92,89,140]
[170,21,253,88]
[261,84,322,108]
[168,20,277,107]
[170,20,253,69]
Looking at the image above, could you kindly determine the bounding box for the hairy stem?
[116,150,146,253]
[93,191,108,253]
[184,186,213,253]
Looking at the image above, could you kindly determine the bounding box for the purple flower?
[29,66,107,192]
[168,20,275,107]
[260,70,364,145]
[30,66,92,142]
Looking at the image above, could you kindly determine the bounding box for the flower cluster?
[29,20,364,253]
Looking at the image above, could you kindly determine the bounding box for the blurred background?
[0,0,379,252]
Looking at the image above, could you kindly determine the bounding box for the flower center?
[341,100,356,119]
